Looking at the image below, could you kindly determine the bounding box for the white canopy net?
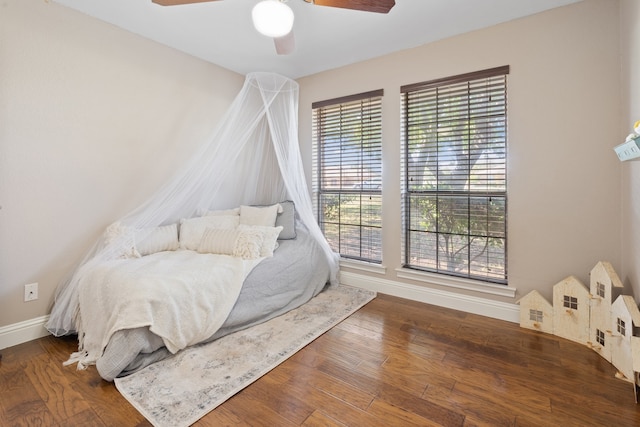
[46,72,339,337]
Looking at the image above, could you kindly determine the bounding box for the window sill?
[395,267,517,298]
[339,259,387,276]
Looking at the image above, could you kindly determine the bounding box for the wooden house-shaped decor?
[517,261,640,402]
[553,276,590,345]
[610,295,640,382]
[588,261,624,362]
[517,290,554,334]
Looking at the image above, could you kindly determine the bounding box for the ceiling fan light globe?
[252,0,294,38]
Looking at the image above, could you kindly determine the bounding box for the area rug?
[114,284,376,427]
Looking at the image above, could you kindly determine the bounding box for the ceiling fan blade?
[303,0,395,14]
[152,0,222,6]
[274,31,296,55]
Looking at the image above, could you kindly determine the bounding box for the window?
[597,282,605,298]
[529,309,543,323]
[312,90,383,263]
[563,295,578,310]
[617,318,626,337]
[596,329,605,346]
[401,66,509,283]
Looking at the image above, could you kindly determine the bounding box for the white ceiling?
[53,0,581,79]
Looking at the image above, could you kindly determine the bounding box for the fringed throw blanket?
[66,251,261,370]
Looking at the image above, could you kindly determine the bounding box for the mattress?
[96,223,331,381]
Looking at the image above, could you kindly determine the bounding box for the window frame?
[617,318,626,337]
[400,66,509,284]
[597,282,606,298]
[312,89,384,264]
[529,309,543,323]
[563,295,578,310]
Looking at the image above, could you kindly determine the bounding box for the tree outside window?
[401,66,509,283]
[312,90,383,263]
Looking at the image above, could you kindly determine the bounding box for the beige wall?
[620,0,640,298]
[298,0,622,304]
[1,0,632,334]
[0,0,243,328]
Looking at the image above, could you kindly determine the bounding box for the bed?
[62,202,332,381]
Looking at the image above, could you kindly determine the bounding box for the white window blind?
[312,89,383,263]
[401,66,508,283]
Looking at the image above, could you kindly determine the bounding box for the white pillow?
[206,207,240,216]
[239,225,283,257]
[103,222,140,259]
[233,228,263,260]
[198,227,238,256]
[136,224,179,256]
[179,215,240,250]
[240,204,282,227]
[198,227,264,260]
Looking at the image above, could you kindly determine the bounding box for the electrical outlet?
[24,283,38,302]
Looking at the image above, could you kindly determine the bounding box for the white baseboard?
[339,270,519,323]
[0,315,51,350]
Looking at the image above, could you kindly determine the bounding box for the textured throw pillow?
[103,222,140,259]
[179,215,240,250]
[232,228,264,260]
[275,200,296,240]
[135,224,179,256]
[239,204,282,227]
[198,227,238,255]
[198,227,266,260]
[239,225,283,257]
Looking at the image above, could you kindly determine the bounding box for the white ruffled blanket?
[67,250,261,370]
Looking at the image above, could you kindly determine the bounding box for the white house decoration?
[519,261,640,401]
[516,290,554,334]
[589,261,624,362]
[610,295,640,382]
[552,275,590,345]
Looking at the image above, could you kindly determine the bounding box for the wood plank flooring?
[2,293,640,426]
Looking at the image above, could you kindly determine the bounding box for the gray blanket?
[96,224,330,381]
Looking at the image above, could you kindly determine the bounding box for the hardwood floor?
[2,293,640,426]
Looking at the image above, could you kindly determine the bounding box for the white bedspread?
[67,250,261,369]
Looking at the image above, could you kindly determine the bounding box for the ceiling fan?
[151,0,395,55]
